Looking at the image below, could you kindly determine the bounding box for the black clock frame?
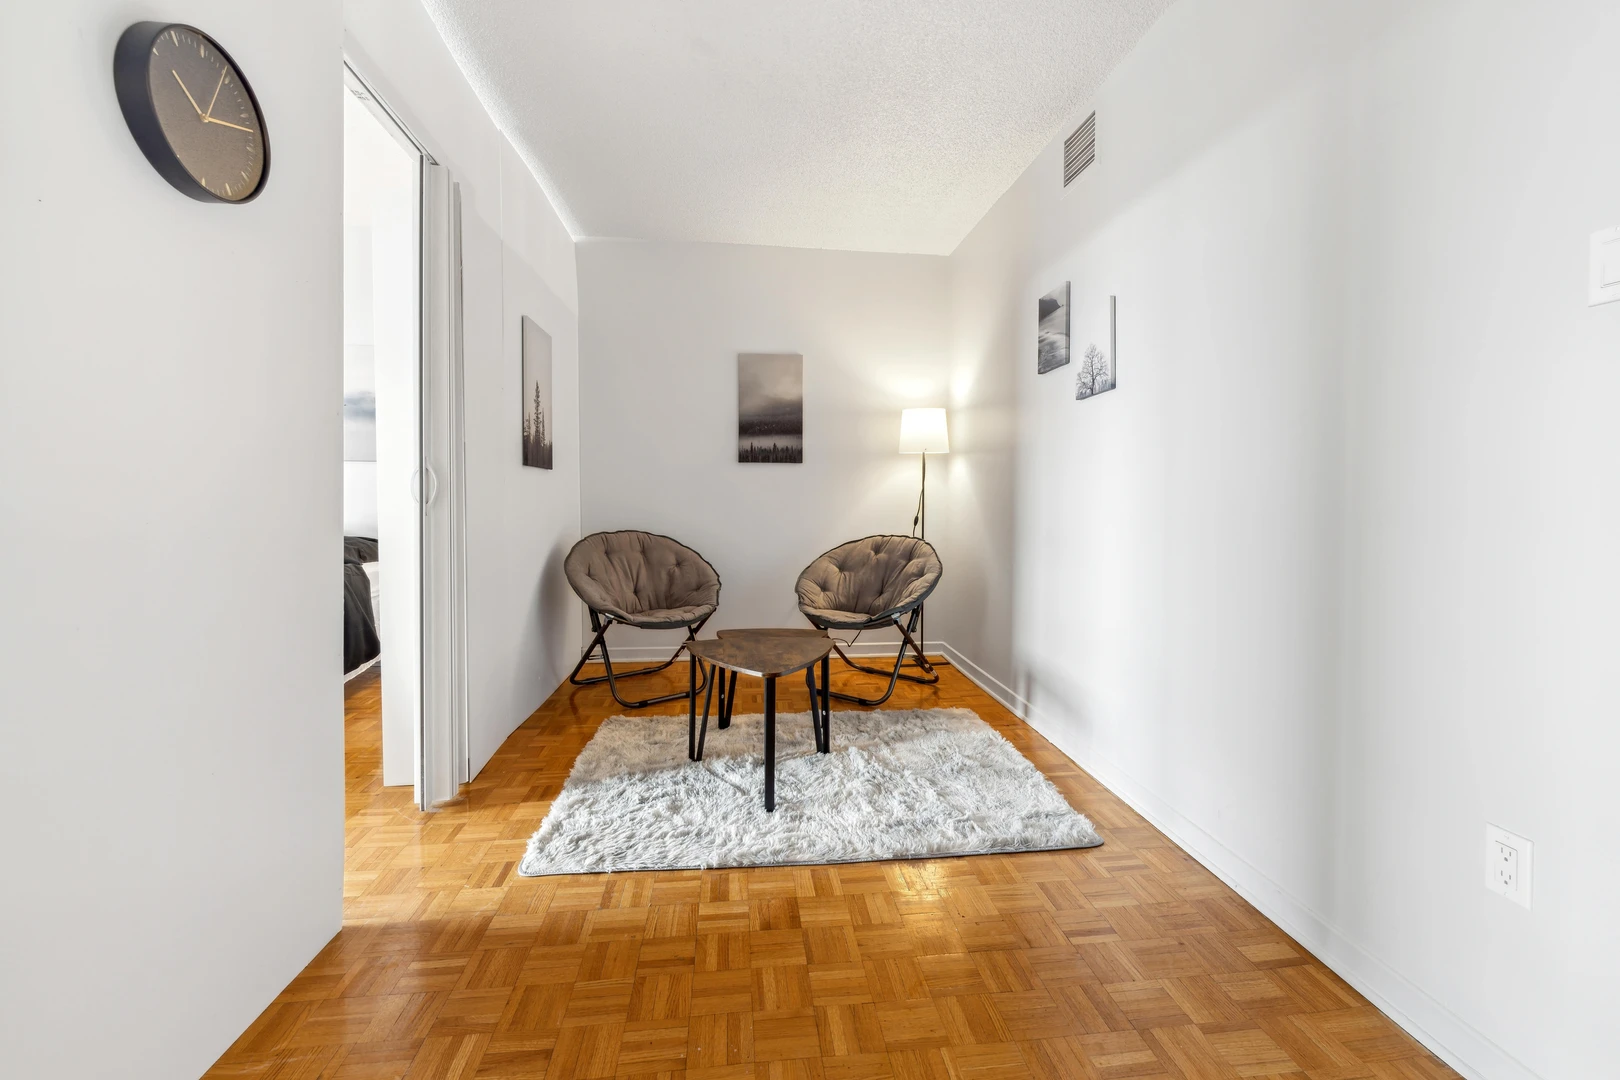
[113,21,271,204]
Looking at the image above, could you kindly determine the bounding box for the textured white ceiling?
[420,1,1173,255]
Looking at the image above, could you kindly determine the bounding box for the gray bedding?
[344,537,380,674]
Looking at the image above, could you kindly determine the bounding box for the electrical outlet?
[1485,824,1533,909]
[1592,226,1620,306]
[1494,841,1516,892]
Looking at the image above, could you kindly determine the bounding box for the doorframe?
[343,59,470,811]
[343,61,436,167]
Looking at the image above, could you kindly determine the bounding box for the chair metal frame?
[804,603,938,707]
[568,607,715,709]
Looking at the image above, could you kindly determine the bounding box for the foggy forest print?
[738,353,803,463]
[343,344,376,463]
[521,316,553,470]
[1038,282,1070,374]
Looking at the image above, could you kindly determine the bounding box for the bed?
[344,536,381,675]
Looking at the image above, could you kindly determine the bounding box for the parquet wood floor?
[204,659,1459,1080]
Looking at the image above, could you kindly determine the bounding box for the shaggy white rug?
[518,707,1102,876]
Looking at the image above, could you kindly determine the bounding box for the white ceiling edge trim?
[504,140,585,242]
[379,12,585,240]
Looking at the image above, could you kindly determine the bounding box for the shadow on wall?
[535,540,571,691]
[942,270,1023,684]
[975,0,1385,986]
[1013,654,1102,758]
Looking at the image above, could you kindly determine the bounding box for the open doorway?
[342,79,418,793]
[342,66,469,811]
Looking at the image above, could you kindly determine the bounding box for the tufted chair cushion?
[795,535,942,629]
[565,531,721,629]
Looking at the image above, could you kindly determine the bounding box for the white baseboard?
[935,641,1536,1080]
[600,638,948,664]
[938,641,1031,717]
[344,654,380,682]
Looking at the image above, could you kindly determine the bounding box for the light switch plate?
[1592,226,1620,306]
[1485,823,1533,909]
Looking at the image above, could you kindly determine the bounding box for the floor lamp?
[899,407,948,668]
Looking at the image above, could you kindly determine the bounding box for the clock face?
[145,27,265,201]
[115,23,269,203]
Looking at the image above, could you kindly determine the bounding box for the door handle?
[411,467,439,505]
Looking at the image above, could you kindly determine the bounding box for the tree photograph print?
[521,316,554,470]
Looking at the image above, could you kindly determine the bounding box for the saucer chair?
[794,534,941,706]
[565,530,721,708]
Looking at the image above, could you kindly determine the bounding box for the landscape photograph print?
[1038,282,1070,373]
[738,352,803,463]
[1075,294,1118,401]
[342,346,376,464]
[521,315,553,470]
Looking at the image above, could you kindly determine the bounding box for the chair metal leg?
[566,621,614,684]
[825,616,937,681]
[893,616,939,680]
[568,628,684,685]
[691,660,714,761]
[818,610,939,707]
[570,612,713,709]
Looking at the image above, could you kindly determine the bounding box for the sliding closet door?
[417,162,469,810]
[370,139,422,791]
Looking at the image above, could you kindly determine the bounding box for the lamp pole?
[900,407,947,673]
[911,450,935,670]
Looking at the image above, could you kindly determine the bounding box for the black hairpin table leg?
[804,667,822,753]
[686,654,712,764]
[763,675,776,812]
[719,671,737,729]
[820,653,831,752]
[695,663,714,761]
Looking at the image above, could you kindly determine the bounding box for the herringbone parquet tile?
[203,659,1459,1080]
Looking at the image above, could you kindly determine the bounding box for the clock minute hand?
[203,116,253,134]
[204,68,227,120]
[171,69,204,117]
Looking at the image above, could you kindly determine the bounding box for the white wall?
[577,240,950,654]
[0,1,581,1072]
[346,0,583,776]
[0,3,345,1078]
[945,2,1620,1078]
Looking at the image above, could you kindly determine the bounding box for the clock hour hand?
[171,69,204,117]
[203,116,253,134]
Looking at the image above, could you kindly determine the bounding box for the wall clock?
[114,22,270,203]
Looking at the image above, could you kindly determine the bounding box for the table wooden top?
[689,628,833,678]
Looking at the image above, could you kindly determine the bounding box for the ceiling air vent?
[1064,112,1096,186]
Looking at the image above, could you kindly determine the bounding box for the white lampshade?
[898,407,949,454]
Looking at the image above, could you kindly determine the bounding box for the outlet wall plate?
[1592,226,1620,306]
[1485,823,1533,909]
